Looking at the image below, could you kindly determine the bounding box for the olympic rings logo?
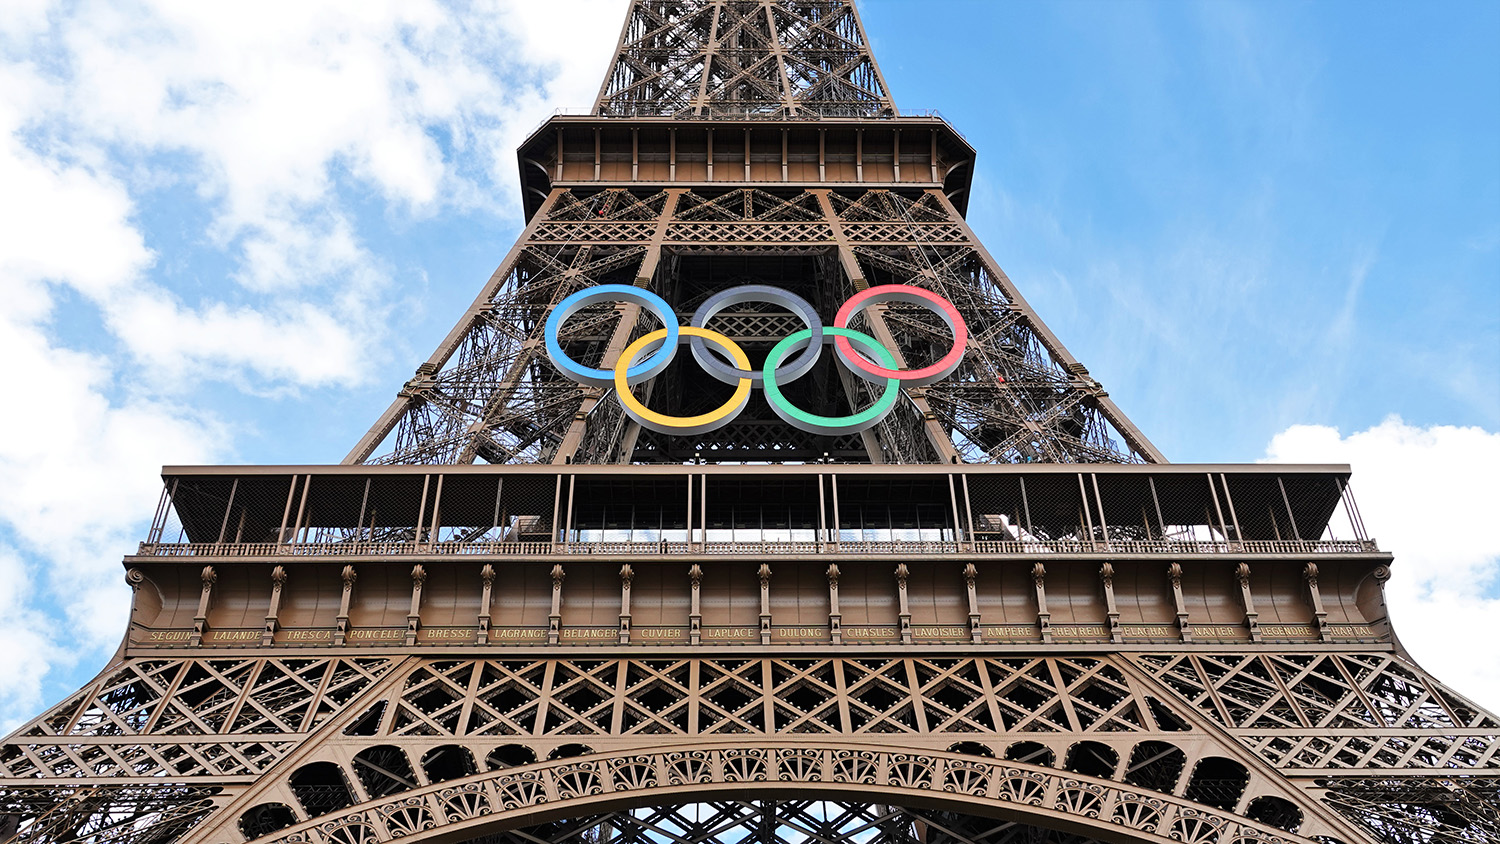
[544,283,967,437]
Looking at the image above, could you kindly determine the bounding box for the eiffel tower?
[2,2,1495,843]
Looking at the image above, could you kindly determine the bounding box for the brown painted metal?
[2,3,1495,844]
[344,180,1162,466]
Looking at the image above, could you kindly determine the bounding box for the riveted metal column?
[548,564,565,645]
[335,565,356,646]
[405,565,426,647]
[815,189,959,463]
[191,566,215,647]
[1236,563,1261,643]
[553,190,685,464]
[262,566,287,647]
[477,564,495,645]
[1032,562,1051,644]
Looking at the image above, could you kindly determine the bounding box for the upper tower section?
[594,0,896,119]
[514,0,975,221]
[348,0,1161,466]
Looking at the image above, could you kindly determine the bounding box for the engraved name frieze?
[560,627,618,640]
[911,626,967,640]
[1191,625,1244,640]
[702,627,757,640]
[489,628,547,641]
[771,626,830,641]
[1121,626,1178,639]
[1052,625,1110,639]
[203,630,260,643]
[843,626,899,640]
[347,629,405,642]
[982,625,1037,640]
[1260,624,1317,638]
[417,628,475,642]
[633,627,688,641]
[276,629,333,643]
[142,630,193,643]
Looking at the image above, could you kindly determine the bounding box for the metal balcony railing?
[134,536,1377,559]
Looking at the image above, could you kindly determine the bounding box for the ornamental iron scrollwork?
[257,745,1321,844]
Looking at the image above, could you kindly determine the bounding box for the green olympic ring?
[762,327,901,437]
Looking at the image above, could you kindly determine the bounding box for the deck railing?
[135,537,1377,559]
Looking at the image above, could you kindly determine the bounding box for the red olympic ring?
[833,285,968,387]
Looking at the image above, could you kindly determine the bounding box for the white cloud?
[4,0,626,392]
[53,0,623,227]
[0,315,228,729]
[0,0,51,40]
[58,1,463,222]
[111,292,368,389]
[0,548,65,727]
[1264,417,1500,711]
[0,65,150,310]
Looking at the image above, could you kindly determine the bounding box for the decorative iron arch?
[248,743,1321,844]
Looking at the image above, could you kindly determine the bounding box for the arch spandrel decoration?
[242,744,1320,844]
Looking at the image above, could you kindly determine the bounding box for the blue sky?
[864,0,1500,460]
[0,0,1496,730]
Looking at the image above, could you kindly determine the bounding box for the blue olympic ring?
[545,285,679,388]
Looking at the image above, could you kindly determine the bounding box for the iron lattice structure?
[594,0,896,118]
[348,184,1162,467]
[3,3,1495,843]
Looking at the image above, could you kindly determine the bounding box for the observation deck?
[124,463,1392,653]
[515,112,978,220]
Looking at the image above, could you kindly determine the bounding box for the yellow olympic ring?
[615,327,753,436]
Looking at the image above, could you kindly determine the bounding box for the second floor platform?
[142,462,1376,563]
[121,463,1393,654]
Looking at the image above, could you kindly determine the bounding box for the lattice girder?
[455,800,1122,844]
[193,743,1340,844]
[13,646,1493,841]
[0,785,224,844]
[1132,652,1500,774]
[596,1,894,118]
[29,651,1375,843]
[348,187,1161,466]
[1317,776,1500,844]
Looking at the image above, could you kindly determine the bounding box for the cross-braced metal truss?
[356,655,1180,738]
[1132,653,1500,771]
[0,785,222,844]
[595,1,895,118]
[1316,776,1500,844]
[457,800,1106,843]
[348,187,1162,466]
[7,650,1495,842]
[0,657,396,781]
